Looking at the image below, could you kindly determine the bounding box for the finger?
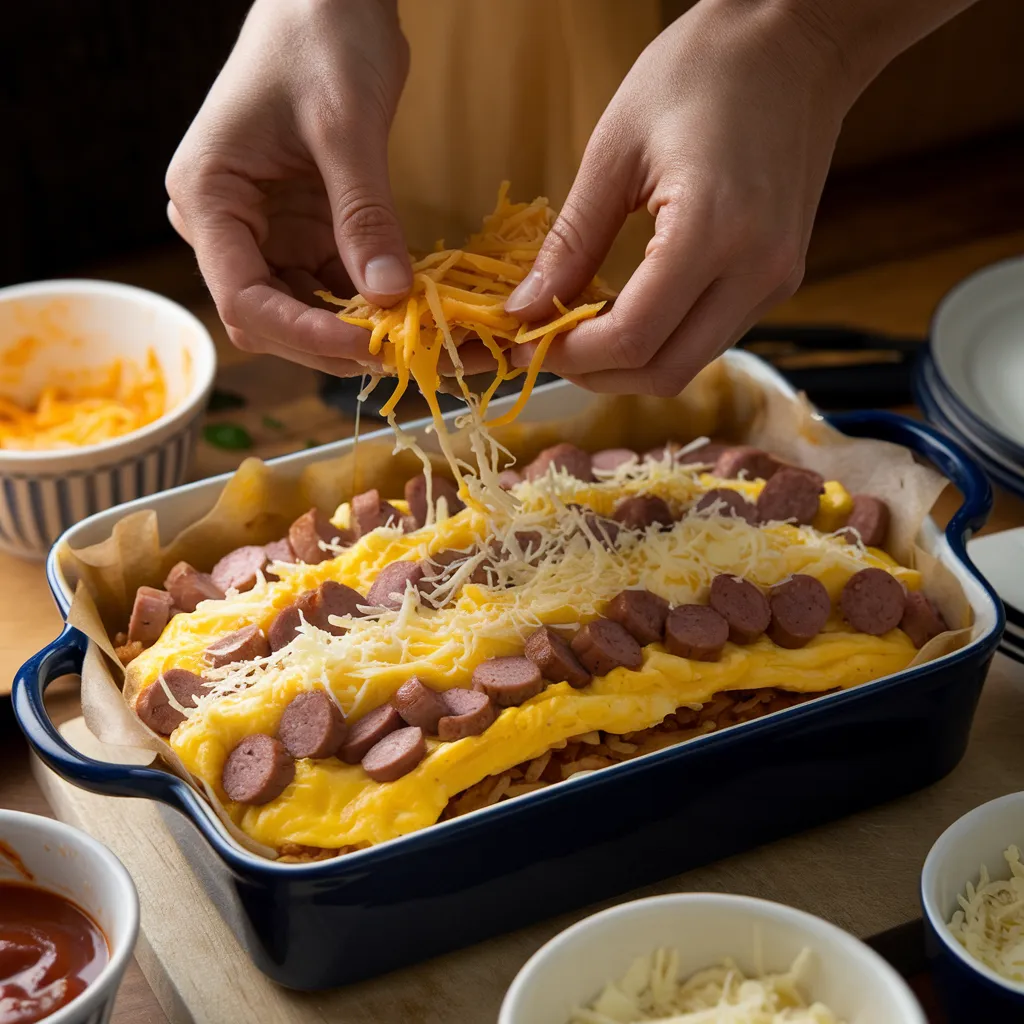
[313,255,355,300]
[167,200,190,244]
[437,339,499,377]
[505,132,632,321]
[511,195,721,376]
[224,324,381,378]
[308,115,413,308]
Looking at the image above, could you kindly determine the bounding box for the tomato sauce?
[0,883,108,1024]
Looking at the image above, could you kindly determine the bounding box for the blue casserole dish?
[13,353,1005,990]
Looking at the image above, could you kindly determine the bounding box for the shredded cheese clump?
[949,844,1024,982]
[570,947,845,1024]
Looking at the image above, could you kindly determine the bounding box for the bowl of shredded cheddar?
[500,893,926,1024]
[0,279,216,558]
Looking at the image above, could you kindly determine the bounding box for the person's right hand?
[166,0,411,377]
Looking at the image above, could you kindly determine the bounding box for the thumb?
[505,140,631,321]
[311,117,412,308]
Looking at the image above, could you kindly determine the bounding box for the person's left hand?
[504,0,859,396]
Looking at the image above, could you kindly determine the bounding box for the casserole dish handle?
[13,624,209,821]
[827,410,993,554]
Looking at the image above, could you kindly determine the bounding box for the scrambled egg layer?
[130,471,920,851]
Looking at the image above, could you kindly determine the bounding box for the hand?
[505,0,859,396]
[166,0,410,377]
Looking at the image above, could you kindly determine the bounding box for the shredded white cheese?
[569,948,845,1024]
[949,844,1024,983]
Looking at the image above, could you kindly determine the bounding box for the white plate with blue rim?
[968,527,1024,665]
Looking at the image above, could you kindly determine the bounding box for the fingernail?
[510,343,536,368]
[364,254,412,297]
[506,270,543,313]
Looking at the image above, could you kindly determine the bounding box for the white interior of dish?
[498,893,925,1024]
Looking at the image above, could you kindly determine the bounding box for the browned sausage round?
[591,448,638,473]
[473,656,545,706]
[841,495,891,548]
[570,619,643,675]
[524,627,592,688]
[206,624,271,667]
[756,468,824,526]
[437,689,497,741]
[211,545,270,594]
[900,590,947,648]
[605,589,669,645]
[840,567,906,635]
[643,442,681,464]
[664,605,729,661]
[278,690,347,759]
[362,726,427,782]
[393,678,448,732]
[579,511,621,549]
[492,530,546,561]
[767,575,831,648]
[351,489,404,537]
[128,586,174,647]
[676,441,727,467]
[498,469,522,489]
[709,575,770,644]
[289,508,350,564]
[713,447,781,481]
[366,560,426,610]
[418,549,475,600]
[135,668,207,735]
[339,704,404,764]
[164,561,225,612]
[404,474,464,530]
[613,495,674,531]
[693,489,759,525]
[309,581,366,633]
[264,538,297,581]
[222,734,295,804]
[268,591,319,652]
[524,443,594,483]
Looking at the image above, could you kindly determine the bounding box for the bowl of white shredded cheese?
[922,791,1024,1021]
[499,893,925,1024]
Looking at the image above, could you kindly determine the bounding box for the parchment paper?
[57,360,973,858]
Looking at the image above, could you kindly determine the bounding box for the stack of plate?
[913,257,1024,498]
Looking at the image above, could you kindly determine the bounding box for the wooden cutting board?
[33,650,1024,1024]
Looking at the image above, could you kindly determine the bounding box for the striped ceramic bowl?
[0,279,216,559]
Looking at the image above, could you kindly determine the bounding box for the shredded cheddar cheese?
[0,349,166,450]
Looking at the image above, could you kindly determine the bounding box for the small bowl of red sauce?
[0,810,138,1024]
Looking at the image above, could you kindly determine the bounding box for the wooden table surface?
[1,225,1023,1021]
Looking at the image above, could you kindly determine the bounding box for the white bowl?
[500,893,925,1024]
[0,808,140,1024]
[0,279,216,559]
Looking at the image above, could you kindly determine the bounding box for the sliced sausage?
[339,703,404,764]
[709,574,771,644]
[613,495,674,531]
[264,538,296,581]
[900,590,947,648]
[351,489,404,537]
[713,446,781,481]
[222,734,295,805]
[581,512,620,549]
[591,448,638,473]
[493,530,545,561]
[473,656,545,707]
[206,624,271,667]
[571,619,643,675]
[767,575,831,648]
[135,668,207,735]
[524,627,592,688]
[419,549,478,599]
[268,591,319,651]
[362,726,427,783]
[289,508,349,564]
[437,689,496,741]
[676,441,727,467]
[643,442,681,464]
[664,605,729,662]
[840,567,906,636]
[756,467,825,526]
[498,469,522,489]
[841,495,891,548]
[127,586,174,647]
[278,690,346,759]
[164,561,225,612]
[693,489,758,525]
[524,443,594,483]
[605,589,669,645]
[211,545,270,593]
[366,560,426,611]
[393,678,448,732]
[404,474,464,530]
[309,580,366,634]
